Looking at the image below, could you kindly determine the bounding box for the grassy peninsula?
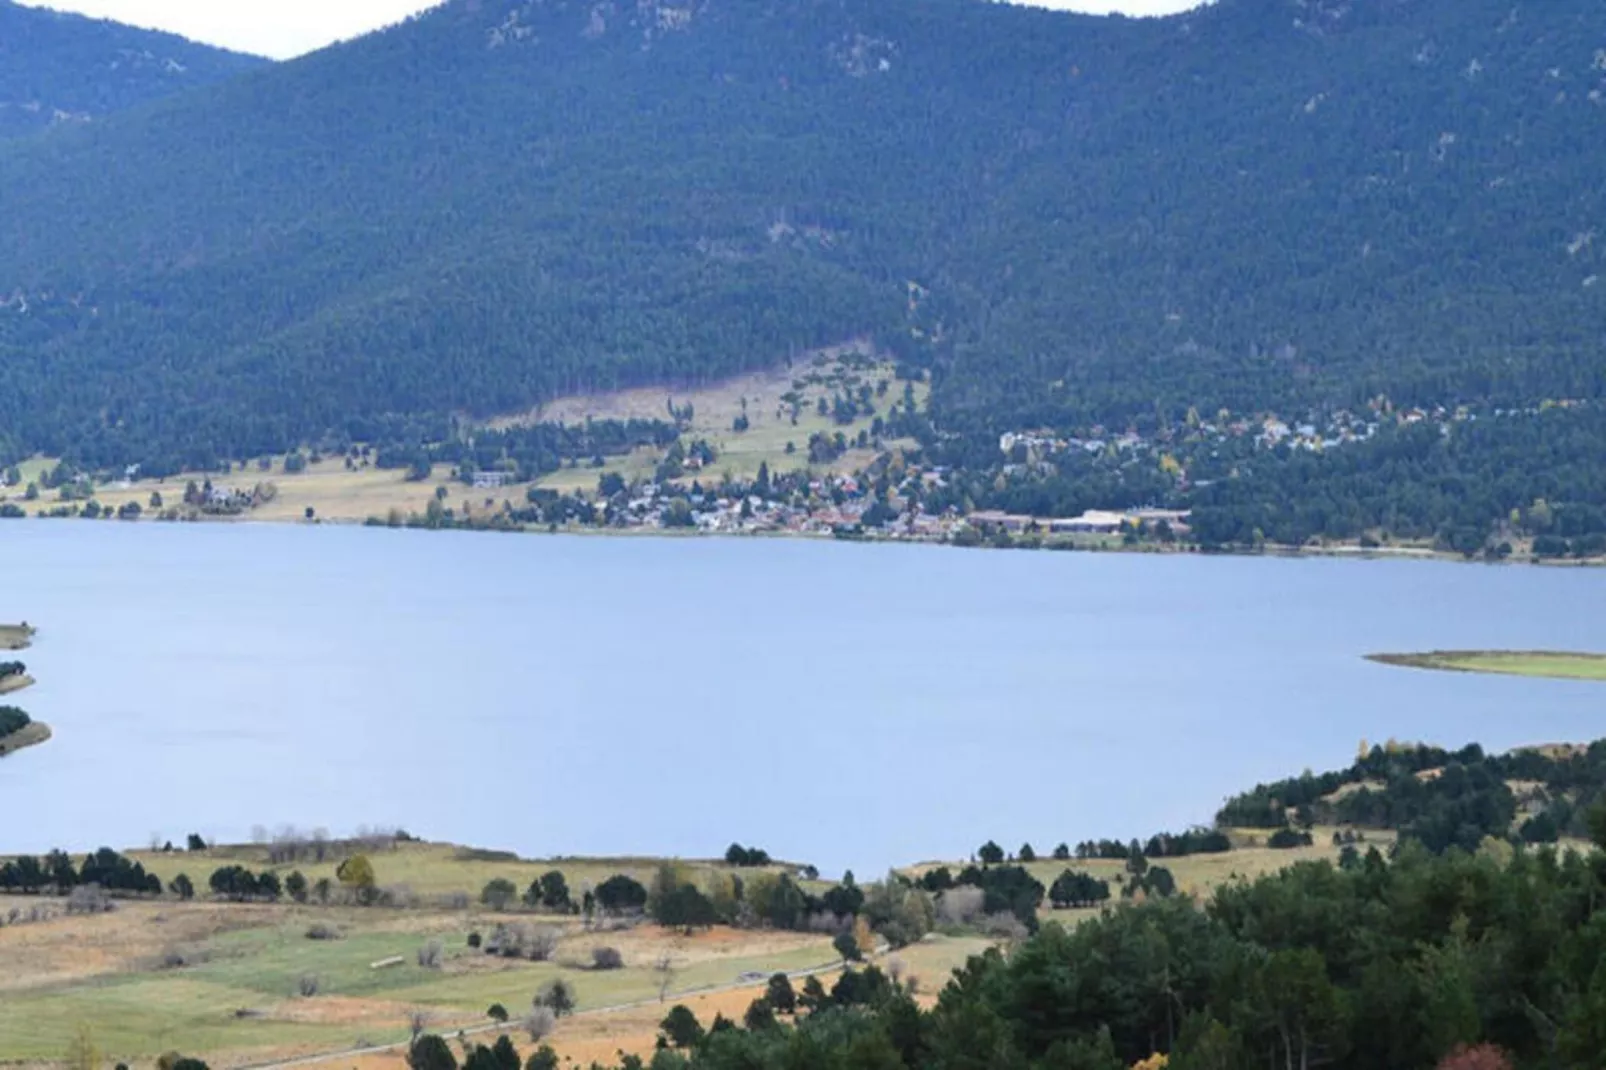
[1369,650,1606,682]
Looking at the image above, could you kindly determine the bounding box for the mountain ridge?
[0,0,1602,489]
[0,0,269,139]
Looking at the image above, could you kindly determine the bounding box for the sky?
[14,0,1204,60]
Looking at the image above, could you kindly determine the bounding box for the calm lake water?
[2,522,1603,875]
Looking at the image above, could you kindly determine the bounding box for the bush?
[296,973,320,998]
[591,946,624,970]
[528,926,561,962]
[418,940,443,969]
[1267,828,1315,850]
[66,885,114,915]
[523,1007,556,1043]
[594,874,648,913]
[467,931,481,948]
[832,931,863,962]
[487,1003,508,1023]
[522,1047,559,1070]
[660,1005,704,1049]
[305,923,341,941]
[936,886,986,928]
[480,878,518,911]
[408,1035,457,1070]
[766,973,796,1014]
[535,979,575,1017]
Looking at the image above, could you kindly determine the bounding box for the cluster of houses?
[966,508,1193,537]
[600,473,1189,543]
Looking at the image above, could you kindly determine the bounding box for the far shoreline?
[57,512,1606,569]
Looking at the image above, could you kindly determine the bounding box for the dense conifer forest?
[0,1,266,140]
[1,0,1604,548]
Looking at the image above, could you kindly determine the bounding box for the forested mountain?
[0,0,1602,500]
[0,2,267,140]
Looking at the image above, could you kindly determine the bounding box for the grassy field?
[908,826,1391,916]
[0,838,833,1068]
[1369,650,1606,682]
[522,344,927,491]
[0,830,1373,1068]
[126,841,796,904]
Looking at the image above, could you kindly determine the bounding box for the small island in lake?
[1368,650,1606,682]
[0,623,34,651]
[0,624,47,756]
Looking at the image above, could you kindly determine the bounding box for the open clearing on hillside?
[526,343,926,491]
[1369,650,1606,682]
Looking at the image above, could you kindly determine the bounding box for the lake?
[2,522,1603,875]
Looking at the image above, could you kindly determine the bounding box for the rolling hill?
[0,0,1602,503]
[0,1,267,140]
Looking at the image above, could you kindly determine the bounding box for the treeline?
[1217,738,1606,853]
[0,847,160,895]
[535,833,1606,1070]
[0,662,25,682]
[375,419,680,484]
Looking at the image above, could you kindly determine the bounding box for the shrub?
[743,997,778,1032]
[528,926,561,962]
[832,931,862,963]
[418,940,444,969]
[296,973,320,998]
[481,879,518,911]
[594,875,648,913]
[535,979,575,1017]
[591,945,624,970]
[467,931,482,949]
[522,1047,559,1070]
[66,885,114,915]
[979,913,1031,941]
[1267,828,1315,850]
[486,1003,508,1023]
[935,886,986,928]
[523,1007,556,1043]
[305,923,341,941]
[408,1035,457,1070]
[660,1005,704,1049]
[767,972,797,1014]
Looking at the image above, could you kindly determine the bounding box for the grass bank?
[0,672,35,696]
[1368,650,1606,682]
[0,624,35,651]
[0,720,51,757]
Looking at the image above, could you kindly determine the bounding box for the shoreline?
[0,674,35,697]
[92,513,1606,568]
